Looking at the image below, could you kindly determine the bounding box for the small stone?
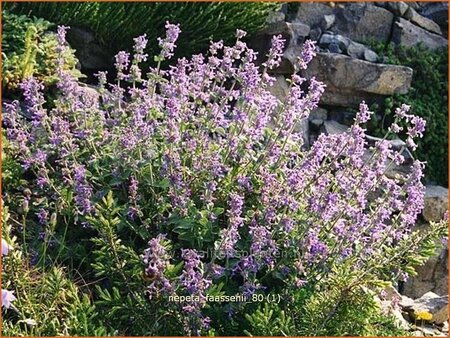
[364,49,379,62]
[290,22,311,38]
[400,295,416,309]
[310,119,324,131]
[309,27,322,41]
[321,14,336,30]
[347,41,367,59]
[319,33,350,51]
[309,107,328,121]
[328,42,342,54]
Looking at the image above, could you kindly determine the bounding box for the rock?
[416,325,441,336]
[328,43,342,54]
[309,107,328,121]
[408,2,421,11]
[295,3,334,28]
[400,295,416,309]
[392,308,412,331]
[387,1,410,17]
[364,49,378,63]
[404,7,442,35]
[302,53,413,107]
[377,288,411,331]
[365,135,412,158]
[323,120,348,135]
[347,41,367,59]
[319,33,350,51]
[78,84,101,106]
[321,14,336,30]
[423,186,448,223]
[295,118,310,149]
[309,27,322,41]
[374,2,387,9]
[442,321,449,333]
[310,119,324,131]
[266,11,285,24]
[382,285,402,301]
[409,292,448,325]
[267,75,290,101]
[403,246,448,299]
[66,26,111,71]
[290,22,312,40]
[392,18,448,50]
[420,3,448,28]
[265,21,310,38]
[332,3,394,43]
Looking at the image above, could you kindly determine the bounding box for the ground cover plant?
[1,22,448,336]
[1,9,82,95]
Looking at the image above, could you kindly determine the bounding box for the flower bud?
[21,199,29,214]
[50,212,57,230]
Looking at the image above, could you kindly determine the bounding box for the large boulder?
[295,2,334,28]
[404,7,442,35]
[332,3,394,43]
[392,18,448,50]
[302,53,413,107]
[66,26,112,71]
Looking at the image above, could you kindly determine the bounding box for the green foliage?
[6,2,279,60]
[244,302,295,336]
[1,246,107,336]
[1,9,82,93]
[1,132,25,191]
[367,41,448,185]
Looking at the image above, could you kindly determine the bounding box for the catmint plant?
[2,22,447,336]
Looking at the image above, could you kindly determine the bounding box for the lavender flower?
[1,289,16,309]
[115,51,130,81]
[1,239,12,256]
[133,34,148,63]
[297,40,316,70]
[73,165,94,215]
[158,21,181,59]
[143,234,173,297]
[36,208,49,225]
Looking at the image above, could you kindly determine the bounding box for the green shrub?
[1,9,82,93]
[6,2,279,60]
[367,42,448,186]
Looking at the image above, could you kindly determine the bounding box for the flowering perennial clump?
[2,22,447,336]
